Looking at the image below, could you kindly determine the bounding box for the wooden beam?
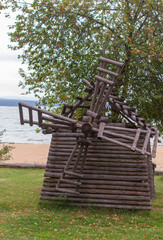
[99,56,124,67]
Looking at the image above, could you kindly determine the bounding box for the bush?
[0,129,14,161]
[0,144,14,162]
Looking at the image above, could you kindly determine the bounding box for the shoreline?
[0,143,162,172]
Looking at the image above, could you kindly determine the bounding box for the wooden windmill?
[19,56,159,210]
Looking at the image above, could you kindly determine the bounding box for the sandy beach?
[0,144,162,171]
[0,144,49,165]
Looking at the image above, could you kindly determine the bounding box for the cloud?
[0,54,21,62]
[0,6,34,99]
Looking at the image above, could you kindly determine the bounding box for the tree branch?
[137,13,149,32]
[76,12,122,41]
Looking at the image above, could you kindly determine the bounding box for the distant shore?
[0,143,162,172]
[0,98,38,107]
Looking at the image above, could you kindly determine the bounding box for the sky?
[0,5,35,100]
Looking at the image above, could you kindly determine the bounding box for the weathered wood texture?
[40,131,154,210]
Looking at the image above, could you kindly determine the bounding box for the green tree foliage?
[0,130,14,161]
[1,0,163,130]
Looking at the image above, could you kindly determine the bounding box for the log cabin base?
[40,131,155,210]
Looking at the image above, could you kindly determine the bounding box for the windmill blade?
[19,102,77,133]
[61,82,94,117]
[108,97,151,129]
[55,137,91,195]
[95,123,159,157]
[88,57,125,119]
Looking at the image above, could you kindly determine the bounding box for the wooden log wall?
[40,130,154,210]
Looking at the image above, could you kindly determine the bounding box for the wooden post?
[141,129,151,154]
[97,122,105,139]
[152,130,160,158]
[55,143,79,189]
[131,128,141,151]
[18,103,24,125]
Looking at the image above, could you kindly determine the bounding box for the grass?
[0,168,162,240]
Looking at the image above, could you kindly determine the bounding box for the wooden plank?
[95,75,114,85]
[49,146,144,154]
[55,188,79,195]
[113,100,127,106]
[86,110,98,118]
[99,56,124,67]
[42,186,149,196]
[38,111,42,127]
[99,135,152,156]
[64,170,84,178]
[47,157,145,165]
[50,137,145,145]
[97,122,105,139]
[93,82,106,112]
[44,172,148,181]
[43,183,149,192]
[55,143,79,189]
[97,67,119,77]
[121,105,134,110]
[83,174,148,181]
[47,153,145,161]
[82,78,94,89]
[90,81,100,111]
[41,191,150,201]
[29,108,33,126]
[99,135,132,150]
[73,144,84,172]
[66,198,151,207]
[43,179,149,187]
[52,132,84,137]
[77,189,149,196]
[60,179,81,186]
[146,145,155,200]
[40,197,151,210]
[46,164,147,173]
[48,151,145,159]
[40,194,150,203]
[103,129,135,141]
[71,170,148,176]
[141,129,151,154]
[152,130,160,158]
[45,168,147,176]
[79,145,89,173]
[18,103,24,125]
[131,128,141,151]
[102,125,153,134]
[42,123,70,130]
[42,115,72,125]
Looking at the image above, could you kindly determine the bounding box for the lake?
[0,106,51,144]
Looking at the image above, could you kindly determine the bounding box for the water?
[0,106,51,144]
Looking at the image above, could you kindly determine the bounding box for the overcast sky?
[0,8,35,99]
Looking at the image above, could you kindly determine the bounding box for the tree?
[1,0,163,131]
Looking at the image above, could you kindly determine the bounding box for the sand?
[0,143,162,171]
[0,144,49,165]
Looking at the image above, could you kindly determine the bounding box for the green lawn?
[0,168,162,240]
